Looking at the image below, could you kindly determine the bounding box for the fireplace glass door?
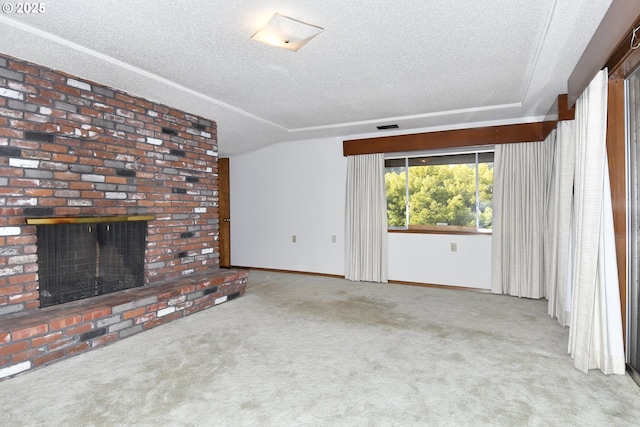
[37,221,146,307]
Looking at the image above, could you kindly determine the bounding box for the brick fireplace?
[0,53,248,380]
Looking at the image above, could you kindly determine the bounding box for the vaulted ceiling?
[0,0,613,156]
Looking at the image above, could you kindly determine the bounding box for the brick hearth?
[0,269,247,379]
[0,53,248,381]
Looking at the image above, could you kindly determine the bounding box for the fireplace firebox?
[30,216,150,307]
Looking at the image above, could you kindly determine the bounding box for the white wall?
[388,233,491,289]
[230,137,347,275]
[229,137,492,289]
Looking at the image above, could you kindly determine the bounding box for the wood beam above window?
[343,121,554,156]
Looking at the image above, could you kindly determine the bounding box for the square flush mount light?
[251,13,323,51]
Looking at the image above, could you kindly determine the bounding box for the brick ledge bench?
[0,268,249,381]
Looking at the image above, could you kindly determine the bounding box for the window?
[384,149,494,232]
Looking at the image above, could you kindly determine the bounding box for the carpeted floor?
[2,270,640,426]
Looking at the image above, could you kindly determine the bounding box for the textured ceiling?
[0,0,613,156]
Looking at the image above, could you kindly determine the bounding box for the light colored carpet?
[2,270,640,426]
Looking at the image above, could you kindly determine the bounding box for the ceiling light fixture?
[251,13,323,51]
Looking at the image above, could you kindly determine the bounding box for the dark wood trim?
[232,266,344,280]
[610,43,640,81]
[218,157,231,268]
[388,279,490,293]
[239,266,490,293]
[607,78,627,346]
[568,0,640,106]
[558,94,576,121]
[343,121,554,156]
[542,120,557,139]
[607,17,640,78]
[545,94,575,124]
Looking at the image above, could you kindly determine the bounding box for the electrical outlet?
[450,242,457,252]
[332,235,336,243]
[292,235,297,243]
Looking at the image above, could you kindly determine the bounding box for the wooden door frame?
[218,157,231,268]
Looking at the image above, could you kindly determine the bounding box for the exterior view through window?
[385,150,493,232]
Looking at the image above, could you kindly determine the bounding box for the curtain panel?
[491,140,556,298]
[545,121,576,327]
[345,153,388,283]
[568,69,625,375]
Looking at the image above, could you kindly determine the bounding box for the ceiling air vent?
[377,124,399,130]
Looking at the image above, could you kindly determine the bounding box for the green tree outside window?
[385,155,493,230]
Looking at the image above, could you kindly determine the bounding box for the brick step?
[0,268,249,381]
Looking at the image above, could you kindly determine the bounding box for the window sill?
[388,226,492,236]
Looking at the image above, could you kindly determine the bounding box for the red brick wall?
[0,53,220,317]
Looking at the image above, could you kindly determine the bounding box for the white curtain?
[345,153,388,283]
[491,140,556,298]
[568,69,625,375]
[545,121,576,326]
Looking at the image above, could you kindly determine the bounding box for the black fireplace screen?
[36,221,146,307]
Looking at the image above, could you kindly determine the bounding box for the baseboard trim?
[388,279,491,293]
[230,266,344,279]
[232,266,489,293]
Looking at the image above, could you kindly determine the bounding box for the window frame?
[384,146,494,235]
